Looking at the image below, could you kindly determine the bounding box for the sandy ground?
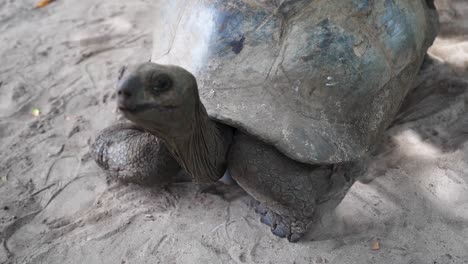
[0,0,467,263]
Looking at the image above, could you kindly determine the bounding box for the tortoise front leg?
[228,133,360,242]
[91,123,183,186]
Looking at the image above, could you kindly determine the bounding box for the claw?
[254,202,267,215]
[260,211,274,227]
[254,202,308,242]
[288,233,302,243]
[271,224,288,238]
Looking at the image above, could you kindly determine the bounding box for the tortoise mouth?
[118,103,177,114]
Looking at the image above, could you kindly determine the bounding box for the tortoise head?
[116,62,199,136]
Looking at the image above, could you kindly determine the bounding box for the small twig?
[42,175,92,209]
[75,47,121,65]
[43,155,75,185]
[41,170,102,211]
[32,183,56,196]
[2,239,13,259]
[210,223,225,233]
[84,63,97,91]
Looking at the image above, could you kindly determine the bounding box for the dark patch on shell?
[230,35,245,54]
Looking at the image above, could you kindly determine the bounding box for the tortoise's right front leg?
[91,123,183,186]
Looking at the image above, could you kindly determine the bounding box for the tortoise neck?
[165,100,231,183]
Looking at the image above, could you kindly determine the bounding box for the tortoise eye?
[150,73,172,94]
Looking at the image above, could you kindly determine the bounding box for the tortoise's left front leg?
[228,133,361,242]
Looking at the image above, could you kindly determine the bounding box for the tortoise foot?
[255,202,307,243]
[91,123,182,186]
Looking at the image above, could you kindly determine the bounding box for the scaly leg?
[228,133,362,242]
[91,123,183,186]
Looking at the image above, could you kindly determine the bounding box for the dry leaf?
[372,240,380,251]
[36,0,54,8]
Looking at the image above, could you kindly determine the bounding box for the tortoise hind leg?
[91,123,184,186]
[228,133,361,242]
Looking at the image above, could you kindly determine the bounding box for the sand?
[0,0,467,263]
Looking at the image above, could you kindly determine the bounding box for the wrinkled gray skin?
[91,0,438,242]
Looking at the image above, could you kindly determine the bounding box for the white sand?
[0,0,467,263]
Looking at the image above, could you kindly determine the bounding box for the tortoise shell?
[151,0,438,164]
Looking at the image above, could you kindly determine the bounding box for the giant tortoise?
[91,0,438,242]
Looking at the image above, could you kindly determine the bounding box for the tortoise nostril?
[117,75,139,99]
[117,89,132,98]
[425,0,435,9]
